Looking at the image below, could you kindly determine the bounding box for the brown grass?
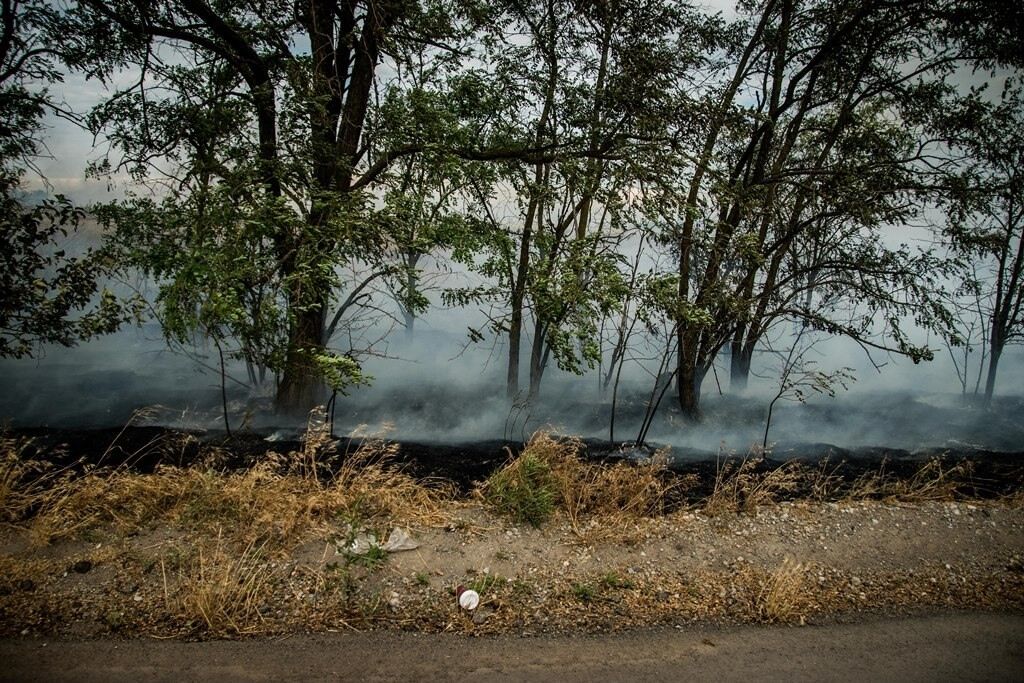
[0,437,78,523]
[701,455,982,514]
[4,421,451,549]
[847,457,974,503]
[3,424,1013,554]
[754,557,811,623]
[703,455,802,515]
[481,432,682,537]
[173,535,276,635]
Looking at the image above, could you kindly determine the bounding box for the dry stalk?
[15,421,450,547]
[482,432,679,536]
[174,534,276,635]
[704,456,801,515]
[844,457,973,504]
[755,557,810,623]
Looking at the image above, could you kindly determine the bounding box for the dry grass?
[702,455,981,514]
[481,432,681,535]
[703,455,802,515]
[0,437,81,524]
[173,535,276,635]
[4,421,451,549]
[847,457,974,503]
[1,439,48,521]
[754,557,811,623]
[327,437,454,526]
[2,423,1013,556]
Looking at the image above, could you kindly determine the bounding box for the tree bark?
[677,362,705,421]
[983,342,1001,407]
[507,191,538,398]
[528,319,547,400]
[276,300,328,416]
[677,330,706,420]
[275,0,391,416]
[730,338,753,392]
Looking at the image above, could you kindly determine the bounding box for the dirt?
[1,498,1023,639]
[2,612,1023,681]
[2,426,1023,679]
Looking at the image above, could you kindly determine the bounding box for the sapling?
[762,327,855,452]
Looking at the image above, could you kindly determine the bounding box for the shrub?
[481,449,558,527]
[481,432,678,531]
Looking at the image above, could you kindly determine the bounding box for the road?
[2,612,1022,682]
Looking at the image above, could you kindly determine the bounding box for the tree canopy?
[3,0,1022,431]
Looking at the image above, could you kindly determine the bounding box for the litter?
[456,585,480,610]
[381,527,419,552]
[339,527,419,556]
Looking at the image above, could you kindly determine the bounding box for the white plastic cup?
[457,586,480,610]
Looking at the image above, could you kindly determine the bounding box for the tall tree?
[455,0,718,400]
[658,0,1019,418]
[942,83,1024,405]
[0,0,126,357]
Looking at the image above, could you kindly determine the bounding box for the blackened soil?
[7,427,1024,502]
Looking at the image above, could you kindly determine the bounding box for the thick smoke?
[3,293,1023,459]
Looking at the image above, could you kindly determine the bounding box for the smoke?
[4,302,1022,461]
[2,216,1022,455]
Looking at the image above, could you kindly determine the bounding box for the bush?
[481,432,677,531]
[481,449,558,527]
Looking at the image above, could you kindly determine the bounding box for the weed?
[600,571,635,590]
[8,420,450,550]
[481,449,557,527]
[884,457,973,502]
[572,581,595,603]
[174,536,276,635]
[469,573,507,596]
[755,557,809,623]
[347,543,388,571]
[103,610,125,632]
[1,436,72,522]
[414,572,430,587]
[481,432,678,532]
[704,455,801,515]
[321,562,358,599]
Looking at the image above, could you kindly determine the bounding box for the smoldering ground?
[2,309,1023,460]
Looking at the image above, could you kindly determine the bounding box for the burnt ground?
[9,426,1024,500]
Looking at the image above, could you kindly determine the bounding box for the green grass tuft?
[481,451,557,527]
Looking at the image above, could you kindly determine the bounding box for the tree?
[66,0,489,413]
[69,0,636,415]
[942,83,1024,406]
[653,0,1018,419]
[0,0,127,357]
[452,0,718,400]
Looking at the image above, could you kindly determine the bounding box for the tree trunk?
[276,292,328,416]
[528,319,547,400]
[677,330,705,420]
[403,255,418,341]
[730,339,752,392]
[677,362,705,421]
[403,309,415,340]
[507,19,558,398]
[507,203,535,398]
[983,339,1002,407]
[271,273,337,417]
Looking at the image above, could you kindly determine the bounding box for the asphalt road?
[2,612,1023,682]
